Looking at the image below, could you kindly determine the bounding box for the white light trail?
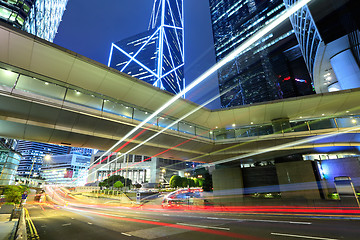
[88,84,237,177]
[201,126,360,168]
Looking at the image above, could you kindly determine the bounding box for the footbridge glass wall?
[1,66,359,144]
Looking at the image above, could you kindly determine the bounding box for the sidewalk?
[0,214,17,240]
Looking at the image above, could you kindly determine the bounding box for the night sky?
[54,0,221,109]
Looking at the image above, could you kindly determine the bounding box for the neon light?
[109,0,184,95]
[112,44,158,77]
[120,28,160,71]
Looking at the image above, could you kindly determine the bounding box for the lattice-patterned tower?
[108,0,185,95]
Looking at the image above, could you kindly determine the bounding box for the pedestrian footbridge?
[1,23,360,164]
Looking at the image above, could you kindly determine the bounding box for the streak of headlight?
[92,0,313,168]
[201,126,360,168]
[88,85,236,178]
[89,127,151,170]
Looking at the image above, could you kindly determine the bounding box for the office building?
[0,138,21,185]
[69,147,94,157]
[284,0,360,93]
[108,0,185,95]
[209,0,314,107]
[16,140,70,178]
[87,151,197,186]
[0,0,68,42]
[0,0,34,28]
[42,154,90,186]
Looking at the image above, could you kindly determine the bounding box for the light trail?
[200,126,360,168]
[93,0,313,171]
[87,84,236,179]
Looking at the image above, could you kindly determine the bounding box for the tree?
[113,181,124,190]
[4,185,29,204]
[181,177,187,187]
[98,175,132,188]
[169,175,182,188]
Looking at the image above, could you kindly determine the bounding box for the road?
[26,202,360,240]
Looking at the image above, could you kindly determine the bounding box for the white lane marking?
[247,219,312,225]
[290,221,312,225]
[271,233,338,240]
[133,217,160,222]
[162,214,170,216]
[87,222,93,225]
[121,233,132,237]
[207,217,220,220]
[62,223,71,227]
[176,222,230,231]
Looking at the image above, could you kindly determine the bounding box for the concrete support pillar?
[271,118,291,134]
[330,49,360,90]
[212,167,243,206]
[276,161,321,200]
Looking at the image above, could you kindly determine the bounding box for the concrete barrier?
[14,208,26,240]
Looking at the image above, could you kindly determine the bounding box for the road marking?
[121,233,132,237]
[290,221,312,225]
[247,219,312,225]
[207,217,220,220]
[271,233,338,240]
[87,222,93,225]
[62,223,71,227]
[133,217,160,222]
[71,217,75,220]
[162,214,170,216]
[176,222,230,231]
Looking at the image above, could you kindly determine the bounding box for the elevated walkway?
[0,23,360,163]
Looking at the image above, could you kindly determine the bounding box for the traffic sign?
[21,194,28,200]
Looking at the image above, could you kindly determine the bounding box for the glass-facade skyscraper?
[108,0,185,95]
[209,0,314,108]
[16,140,70,178]
[0,0,68,42]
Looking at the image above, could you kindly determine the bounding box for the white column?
[330,49,360,90]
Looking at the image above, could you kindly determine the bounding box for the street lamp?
[44,154,51,161]
[184,172,190,178]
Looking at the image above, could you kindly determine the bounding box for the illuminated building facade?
[42,154,90,186]
[16,140,70,178]
[23,0,68,42]
[209,0,314,108]
[284,0,360,93]
[0,0,68,42]
[87,151,195,186]
[0,0,34,28]
[108,0,185,95]
[0,138,21,185]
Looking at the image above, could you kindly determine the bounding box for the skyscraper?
[0,138,21,185]
[23,0,68,42]
[16,140,70,178]
[284,0,360,93]
[0,0,34,29]
[108,0,185,95]
[209,0,314,108]
[0,0,68,42]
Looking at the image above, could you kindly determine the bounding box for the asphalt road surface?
[26,202,360,240]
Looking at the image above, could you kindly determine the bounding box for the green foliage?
[113,181,124,189]
[181,177,188,187]
[195,178,203,187]
[169,175,182,188]
[99,175,132,188]
[3,185,29,204]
